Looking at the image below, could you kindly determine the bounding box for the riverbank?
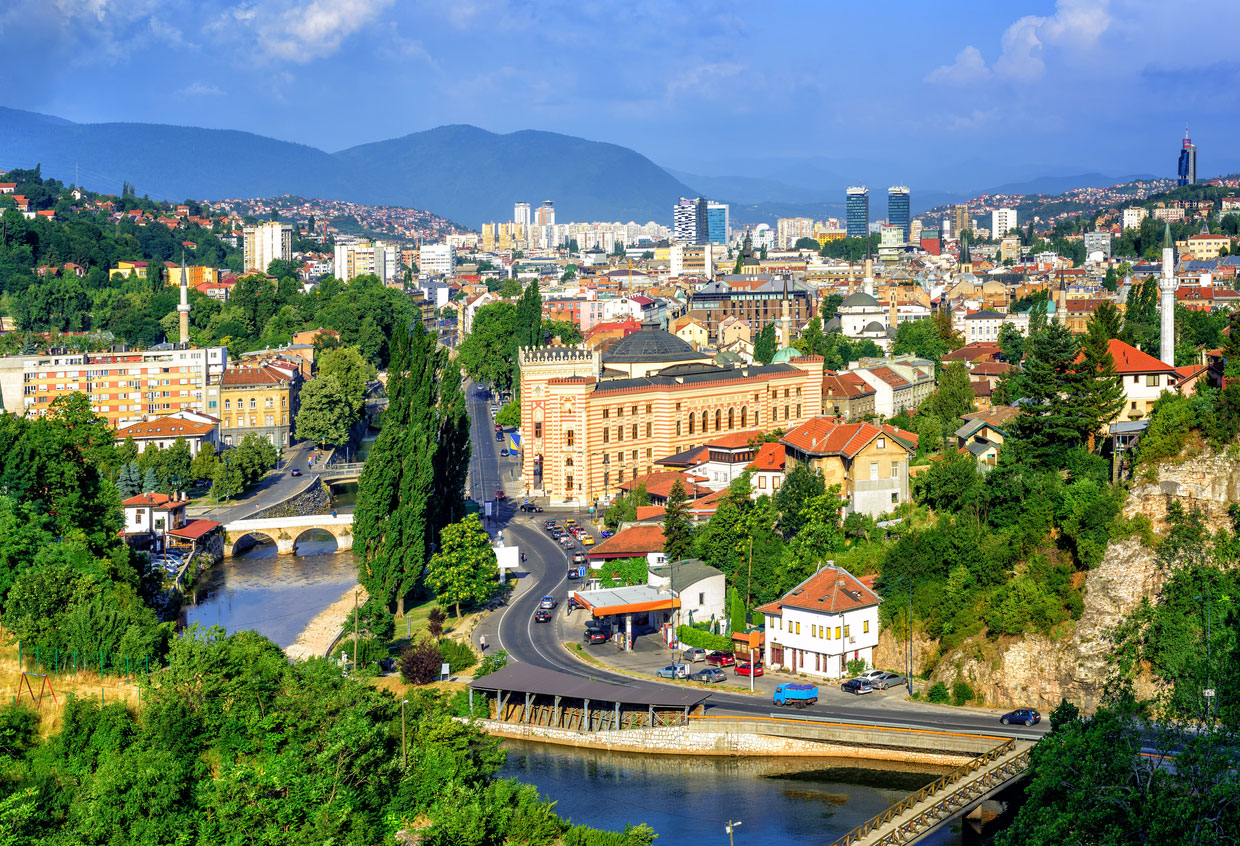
[285,584,367,660]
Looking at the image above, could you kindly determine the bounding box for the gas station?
[570,584,680,652]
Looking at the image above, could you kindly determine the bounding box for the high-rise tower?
[846,187,869,239]
[887,186,910,241]
[1159,222,1178,365]
[1177,127,1197,187]
[177,252,191,345]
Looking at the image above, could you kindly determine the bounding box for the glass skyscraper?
[1178,130,1197,186]
[846,187,869,239]
[887,186,910,242]
[706,202,729,245]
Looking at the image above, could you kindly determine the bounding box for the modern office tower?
[845,187,869,238]
[706,201,729,245]
[991,208,1018,239]
[951,204,970,239]
[536,201,556,227]
[673,196,709,244]
[514,202,531,226]
[242,222,293,273]
[419,244,457,276]
[1178,128,1197,186]
[887,186,910,241]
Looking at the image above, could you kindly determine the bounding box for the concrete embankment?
[473,717,985,766]
[285,585,366,660]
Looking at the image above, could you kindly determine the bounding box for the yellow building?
[164,264,219,288]
[780,417,917,517]
[109,260,150,280]
[219,363,301,447]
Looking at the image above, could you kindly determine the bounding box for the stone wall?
[251,477,332,519]
[928,537,1161,713]
[1125,449,1240,532]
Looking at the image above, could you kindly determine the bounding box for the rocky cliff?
[1125,449,1240,532]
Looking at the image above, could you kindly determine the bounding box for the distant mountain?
[980,172,1159,197]
[0,108,695,226]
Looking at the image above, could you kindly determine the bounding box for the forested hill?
[0,166,411,365]
[0,107,695,225]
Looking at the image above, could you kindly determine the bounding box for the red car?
[495,490,505,500]
[735,662,764,677]
[705,651,736,667]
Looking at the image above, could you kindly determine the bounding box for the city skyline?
[3,1,1239,192]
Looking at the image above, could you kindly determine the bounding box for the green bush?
[332,635,387,666]
[474,649,508,679]
[675,625,732,652]
[951,680,975,706]
[846,658,867,677]
[927,681,950,704]
[438,638,477,673]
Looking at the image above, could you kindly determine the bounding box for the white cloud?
[926,46,990,86]
[179,81,224,96]
[222,0,395,63]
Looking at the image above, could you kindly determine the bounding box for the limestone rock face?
[928,538,1161,712]
[1125,450,1240,532]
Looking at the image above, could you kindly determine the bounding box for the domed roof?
[771,347,799,363]
[863,320,887,333]
[603,328,703,364]
[840,291,881,308]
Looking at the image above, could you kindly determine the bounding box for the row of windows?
[601,404,654,419]
[776,619,869,638]
[224,396,287,411]
[223,415,287,428]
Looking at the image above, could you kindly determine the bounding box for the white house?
[747,442,786,498]
[648,559,727,629]
[758,564,881,679]
[1106,338,1179,422]
[962,309,1005,345]
[115,415,218,457]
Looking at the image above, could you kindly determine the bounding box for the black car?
[534,609,552,623]
[583,629,610,644]
[519,504,543,512]
[841,679,874,695]
[1000,708,1041,726]
[690,667,727,684]
[584,619,611,634]
[495,432,504,441]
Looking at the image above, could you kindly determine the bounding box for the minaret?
[177,251,191,345]
[862,254,874,297]
[779,277,792,347]
[1159,222,1178,365]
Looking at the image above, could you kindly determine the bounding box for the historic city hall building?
[519,328,824,505]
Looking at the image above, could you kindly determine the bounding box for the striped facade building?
[518,328,824,506]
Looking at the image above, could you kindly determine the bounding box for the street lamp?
[725,820,742,846]
[897,577,913,696]
[401,698,409,771]
[1195,594,1214,724]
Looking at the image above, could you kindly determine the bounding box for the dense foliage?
[0,627,658,846]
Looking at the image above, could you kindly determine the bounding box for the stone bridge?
[224,514,355,556]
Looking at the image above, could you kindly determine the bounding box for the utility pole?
[746,535,753,615]
[725,819,742,846]
[353,590,360,676]
[401,698,408,771]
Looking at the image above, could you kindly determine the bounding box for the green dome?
[771,347,798,363]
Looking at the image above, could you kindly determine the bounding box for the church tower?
[177,252,191,345]
[959,232,973,275]
[1159,222,1178,365]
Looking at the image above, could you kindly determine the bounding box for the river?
[498,741,969,845]
[181,539,359,649]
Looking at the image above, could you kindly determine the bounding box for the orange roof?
[756,565,881,616]
[220,364,297,387]
[1105,339,1177,375]
[619,470,711,500]
[586,524,665,559]
[121,492,180,509]
[634,505,667,522]
[704,430,765,450]
[749,442,786,472]
[822,370,875,398]
[168,519,220,540]
[116,418,216,439]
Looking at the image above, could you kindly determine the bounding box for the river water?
[182,540,359,648]
[499,741,967,845]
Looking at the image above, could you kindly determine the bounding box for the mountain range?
[0,106,1157,229]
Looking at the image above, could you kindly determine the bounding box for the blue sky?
[3,1,1239,190]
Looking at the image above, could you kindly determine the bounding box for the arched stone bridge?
[224,514,354,557]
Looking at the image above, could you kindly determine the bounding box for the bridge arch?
[230,531,277,557]
[293,527,339,555]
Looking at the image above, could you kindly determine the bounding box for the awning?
[572,584,679,618]
[469,662,709,708]
[168,519,220,540]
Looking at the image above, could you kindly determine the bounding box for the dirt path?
[285,585,367,661]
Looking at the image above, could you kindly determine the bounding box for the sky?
[3,0,1240,191]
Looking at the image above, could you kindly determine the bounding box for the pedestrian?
[480,635,488,652]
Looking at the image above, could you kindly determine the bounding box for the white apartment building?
[991,208,1018,239]
[514,202,531,226]
[242,222,293,273]
[963,309,1006,345]
[420,244,457,276]
[777,217,815,249]
[1122,207,1149,230]
[759,565,881,679]
[334,240,401,283]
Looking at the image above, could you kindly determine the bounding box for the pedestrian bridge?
[320,462,365,482]
[224,513,354,556]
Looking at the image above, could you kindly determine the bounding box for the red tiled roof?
[748,442,786,472]
[704,430,765,450]
[116,418,216,439]
[782,417,917,459]
[634,505,667,522]
[822,370,875,398]
[121,492,181,509]
[970,361,1012,376]
[587,524,665,559]
[756,565,881,615]
[1105,339,1177,375]
[867,366,909,388]
[168,519,220,540]
[619,470,712,500]
[220,364,297,387]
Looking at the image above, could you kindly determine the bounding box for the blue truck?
[773,683,819,708]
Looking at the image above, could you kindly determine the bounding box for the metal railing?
[321,462,365,477]
[829,739,1028,846]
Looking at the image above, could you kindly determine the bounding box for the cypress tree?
[1007,320,1090,468]
[431,350,471,542]
[662,480,693,563]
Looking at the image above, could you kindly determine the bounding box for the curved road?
[467,383,1048,741]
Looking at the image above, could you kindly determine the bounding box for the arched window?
[565,457,574,467]
[715,409,721,431]
[688,415,694,434]
[701,410,708,432]
[728,408,735,429]
[741,406,747,427]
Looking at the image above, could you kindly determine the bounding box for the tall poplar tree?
[431,349,471,544]
[662,480,693,562]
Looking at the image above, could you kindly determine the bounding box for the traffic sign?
[1205,689,1216,698]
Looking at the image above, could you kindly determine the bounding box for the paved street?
[465,389,1049,740]
[188,440,323,523]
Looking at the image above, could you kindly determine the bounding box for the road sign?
[1205,689,1216,698]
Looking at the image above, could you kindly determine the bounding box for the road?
[465,383,1049,741]
[190,440,322,523]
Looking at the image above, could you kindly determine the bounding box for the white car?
[856,669,888,683]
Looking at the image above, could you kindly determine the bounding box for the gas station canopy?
[571,584,680,618]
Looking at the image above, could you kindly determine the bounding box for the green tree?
[317,345,375,419]
[425,514,497,617]
[891,318,946,362]
[212,450,245,501]
[295,375,354,447]
[997,321,1025,363]
[924,360,975,423]
[1074,314,1127,446]
[754,323,777,364]
[495,400,521,428]
[1123,276,1160,352]
[661,480,693,562]
[141,466,159,493]
[189,447,219,484]
[1089,300,1124,341]
[774,462,827,538]
[1006,320,1092,468]
[457,301,518,391]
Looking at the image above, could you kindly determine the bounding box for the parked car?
[495,432,504,441]
[539,595,557,610]
[584,618,610,632]
[500,448,510,456]
[705,651,736,667]
[290,468,302,477]
[856,669,888,683]
[494,424,502,432]
[656,664,689,680]
[1000,708,1041,726]
[534,609,552,623]
[690,668,727,684]
[681,647,708,663]
[841,678,874,695]
[600,529,614,539]
[583,629,610,644]
[871,672,907,690]
[519,503,543,512]
[735,662,764,677]
[773,683,819,708]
